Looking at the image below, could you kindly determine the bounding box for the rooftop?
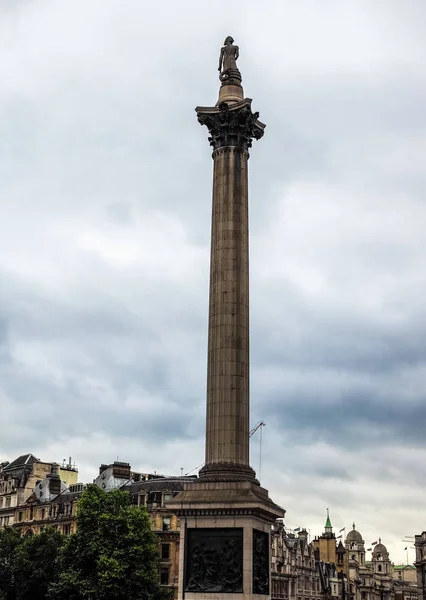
[3,454,40,472]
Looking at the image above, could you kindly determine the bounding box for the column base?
[199,462,257,483]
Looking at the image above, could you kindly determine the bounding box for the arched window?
[378,565,382,573]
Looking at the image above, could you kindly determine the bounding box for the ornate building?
[312,518,408,600]
[415,532,426,600]
[346,524,366,571]
[271,520,340,600]
[0,454,78,529]
[341,525,395,600]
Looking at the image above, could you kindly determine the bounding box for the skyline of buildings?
[0,451,419,570]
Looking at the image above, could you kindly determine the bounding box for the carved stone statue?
[218,36,241,82]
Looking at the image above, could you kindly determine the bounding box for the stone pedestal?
[169,480,284,600]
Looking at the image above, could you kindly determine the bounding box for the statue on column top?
[218,36,241,82]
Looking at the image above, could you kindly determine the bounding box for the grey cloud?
[0,0,425,564]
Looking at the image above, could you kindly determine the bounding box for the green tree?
[48,485,166,600]
[14,527,64,600]
[0,527,22,600]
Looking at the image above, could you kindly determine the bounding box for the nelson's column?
[168,37,284,599]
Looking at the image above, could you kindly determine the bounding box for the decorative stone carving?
[185,528,243,593]
[197,100,265,151]
[218,36,242,84]
[253,529,270,595]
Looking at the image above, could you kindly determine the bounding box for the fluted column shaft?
[196,98,265,481]
[205,146,250,470]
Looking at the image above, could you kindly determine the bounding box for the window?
[163,493,172,505]
[160,567,169,586]
[161,544,170,560]
[18,512,23,522]
[162,517,171,531]
[138,495,146,506]
[378,565,382,573]
[41,509,45,520]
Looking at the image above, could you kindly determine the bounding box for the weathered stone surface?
[193,99,266,483]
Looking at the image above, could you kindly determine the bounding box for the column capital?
[195,99,265,152]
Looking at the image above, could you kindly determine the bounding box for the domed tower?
[345,523,366,567]
[372,539,391,575]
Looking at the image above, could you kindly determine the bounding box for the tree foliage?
[0,486,168,600]
[48,485,166,600]
[14,527,64,600]
[0,527,21,600]
[0,526,63,600]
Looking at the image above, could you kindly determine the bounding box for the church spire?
[325,508,333,534]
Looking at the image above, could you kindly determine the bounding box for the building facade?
[271,520,340,600]
[0,454,78,529]
[1,456,419,600]
[341,525,396,600]
[415,532,426,600]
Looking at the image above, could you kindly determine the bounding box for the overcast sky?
[1,0,425,564]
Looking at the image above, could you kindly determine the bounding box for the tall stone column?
[198,97,264,482]
[168,37,284,600]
